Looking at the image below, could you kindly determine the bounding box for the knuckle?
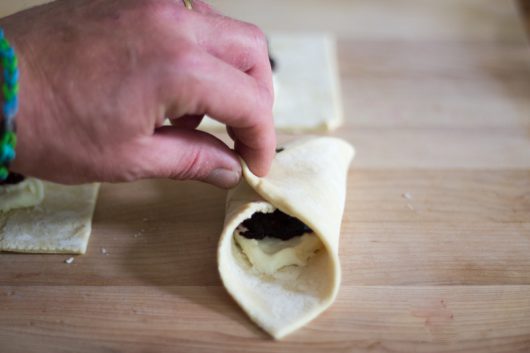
[254,80,274,111]
[173,47,202,69]
[100,158,141,183]
[170,49,204,100]
[139,0,178,22]
[118,165,145,183]
[262,84,275,107]
[245,23,268,52]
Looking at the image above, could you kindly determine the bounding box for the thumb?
[129,126,242,188]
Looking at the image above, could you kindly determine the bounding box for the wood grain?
[1,0,530,352]
[1,286,530,353]
[518,0,530,37]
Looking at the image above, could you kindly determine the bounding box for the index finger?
[165,50,275,176]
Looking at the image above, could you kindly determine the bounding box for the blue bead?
[2,99,18,120]
[3,108,16,121]
[4,68,19,86]
[0,144,15,163]
[11,96,18,109]
[4,47,14,59]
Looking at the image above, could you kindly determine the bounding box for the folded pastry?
[218,137,354,339]
[0,174,100,254]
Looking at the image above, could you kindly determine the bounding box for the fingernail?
[205,168,241,189]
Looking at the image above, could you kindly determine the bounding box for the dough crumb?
[401,192,412,200]
[101,248,108,255]
[133,228,145,238]
[65,257,75,264]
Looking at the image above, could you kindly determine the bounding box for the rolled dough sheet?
[0,182,100,254]
[199,32,343,132]
[218,137,354,339]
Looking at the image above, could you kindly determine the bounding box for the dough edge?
[0,182,100,254]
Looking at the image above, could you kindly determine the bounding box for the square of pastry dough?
[0,182,99,254]
[199,32,343,132]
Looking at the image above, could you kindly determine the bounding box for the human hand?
[1,0,275,188]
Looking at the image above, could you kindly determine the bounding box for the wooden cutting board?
[1,1,530,352]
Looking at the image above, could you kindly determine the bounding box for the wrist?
[0,16,45,178]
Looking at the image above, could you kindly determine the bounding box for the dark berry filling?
[0,172,25,186]
[240,210,312,241]
[269,55,277,72]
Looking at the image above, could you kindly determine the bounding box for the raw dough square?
[0,182,100,254]
[199,32,343,132]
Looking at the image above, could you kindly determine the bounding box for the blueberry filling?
[0,172,25,186]
[240,210,313,241]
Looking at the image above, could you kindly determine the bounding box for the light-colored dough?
[234,230,322,276]
[0,182,100,254]
[199,33,343,132]
[0,178,44,212]
[218,137,354,339]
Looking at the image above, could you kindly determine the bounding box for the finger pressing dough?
[218,137,354,339]
[0,181,100,254]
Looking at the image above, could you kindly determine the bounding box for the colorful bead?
[2,81,19,100]
[0,144,15,163]
[0,27,19,181]
[4,67,19,85]
[2,131,16,146]
[0,166,8,180]
[2,56,17,72]
[0,39,8,52]
[2,97,18,120]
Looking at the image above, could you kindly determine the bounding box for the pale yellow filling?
[234,227,323,275]
[0,178,44,212]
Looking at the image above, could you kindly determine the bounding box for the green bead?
[0,38,8,52]
[11,82,19,94]
[11,56,17,69]
[10,133,16,147]
[4,81,19,92]
[0,166,8,180]
[3,131,16,146]
[2,84,11,100]
[2,56,17,72]
[5,62,18,74]
[2,83,17,101]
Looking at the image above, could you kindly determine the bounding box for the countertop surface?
[1,1,530,352]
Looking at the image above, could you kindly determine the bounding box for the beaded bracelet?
[0,28,19,181]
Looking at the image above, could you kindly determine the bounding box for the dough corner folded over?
[218,136,354,339]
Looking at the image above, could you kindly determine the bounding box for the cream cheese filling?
[234,224,323,275]
[0,178,45,212]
